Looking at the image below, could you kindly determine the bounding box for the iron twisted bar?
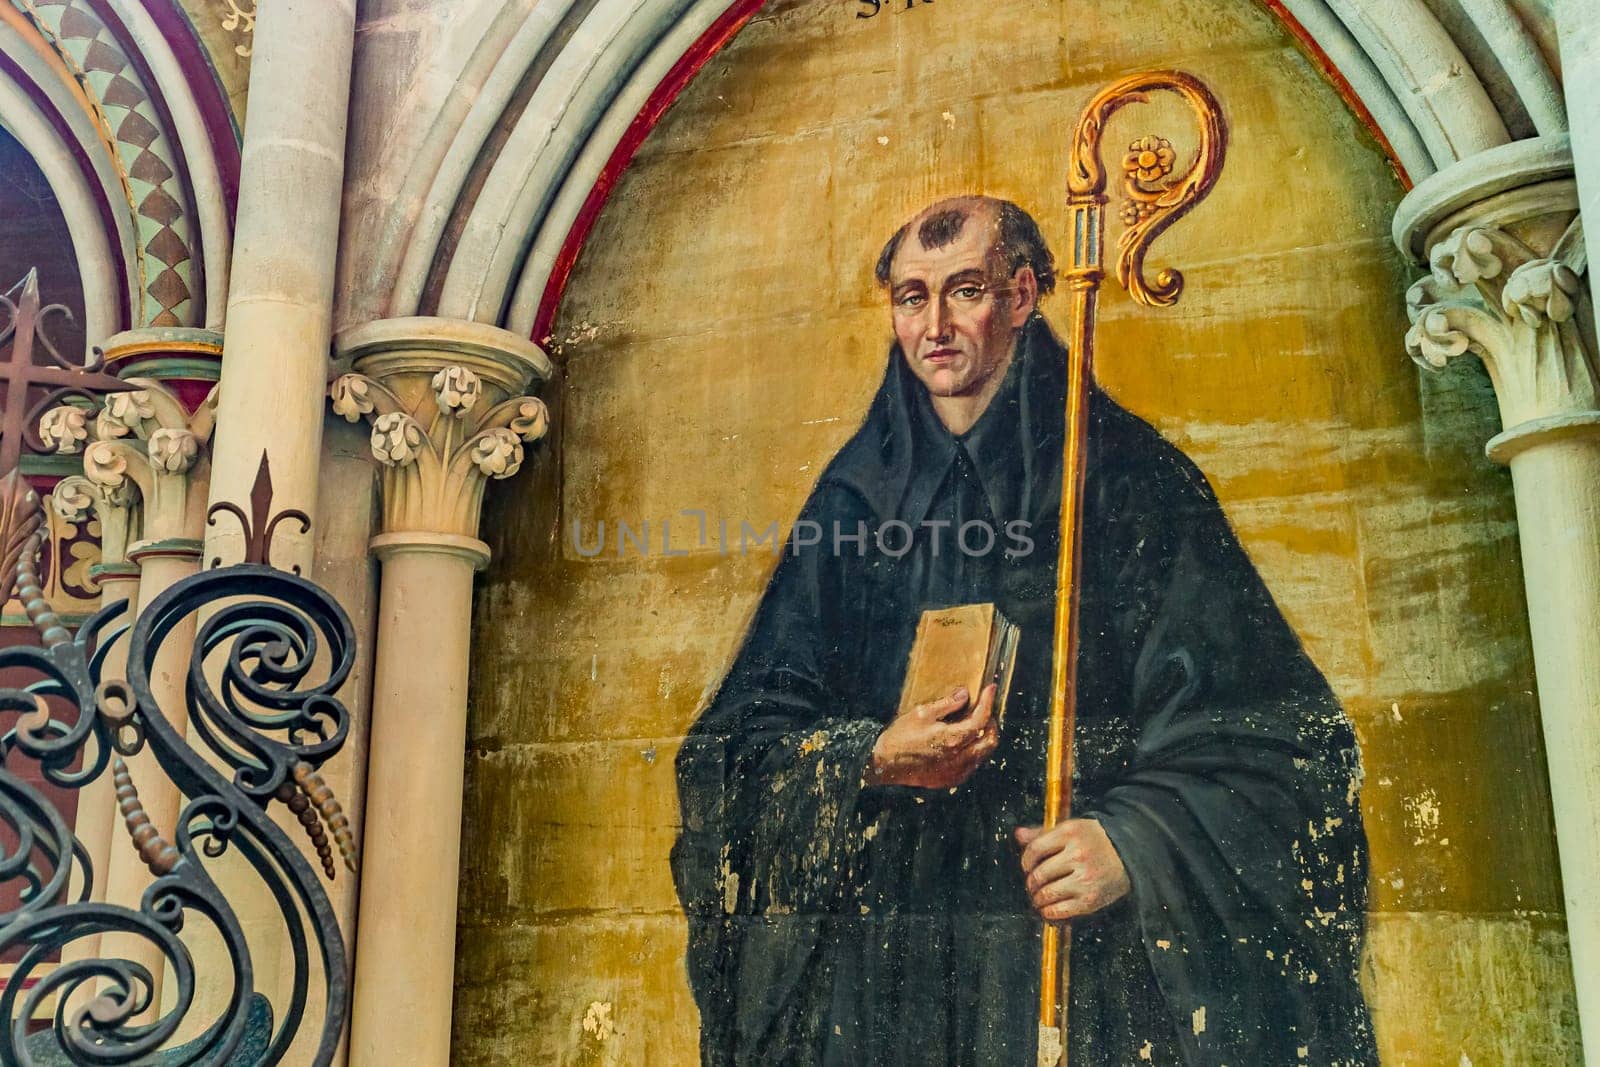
[0,492,358,1064]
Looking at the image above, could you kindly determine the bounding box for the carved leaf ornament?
[1406,223,1598,431]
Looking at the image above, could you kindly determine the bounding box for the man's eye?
[898,294,926,308]
[954,286,982,299]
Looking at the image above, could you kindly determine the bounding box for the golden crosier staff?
[1038,70,1227,1067]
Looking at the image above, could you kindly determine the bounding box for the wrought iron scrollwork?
[0,488,357,1065]
[0,271,129,476]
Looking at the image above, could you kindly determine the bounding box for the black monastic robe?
[671,316,1377,1066]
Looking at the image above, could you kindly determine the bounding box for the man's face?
[888,213,1035,399]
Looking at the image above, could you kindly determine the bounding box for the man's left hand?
[1013,819,1131,921]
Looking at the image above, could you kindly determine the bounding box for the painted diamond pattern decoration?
[15,0,200,328]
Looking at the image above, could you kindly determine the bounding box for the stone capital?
[51,474,135,568]
[1393,135,1576,261]
[97,327,224,414]
[1396,136,1598,461]
[331,317,553,555]
[40,366,220,546]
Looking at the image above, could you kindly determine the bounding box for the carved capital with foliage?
[1406,221,1598,454]
[52,473,135,568]
[40,378,219,544]
[331,318,554,555]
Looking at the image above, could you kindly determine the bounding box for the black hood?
[816,313,1069,531]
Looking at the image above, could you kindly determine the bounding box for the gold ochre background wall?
[453,0,1581,1062]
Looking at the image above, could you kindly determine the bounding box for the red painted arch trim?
[1257,0,1411,189]
[531,0,768,345]
[531,0,1408,344]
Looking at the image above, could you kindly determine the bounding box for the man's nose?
[925,296,952,342]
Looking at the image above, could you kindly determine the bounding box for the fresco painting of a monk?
[672,196,1377,1066]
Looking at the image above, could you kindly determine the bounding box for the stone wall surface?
[457,0,1581,1062]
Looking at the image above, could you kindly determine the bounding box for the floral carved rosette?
[330,359,552,537]
[370,413,427,467]
[38,406,89,454]
[1404,222,1597,432]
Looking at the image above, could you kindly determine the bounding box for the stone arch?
[365,0,1559,342]
[0,0,238,341]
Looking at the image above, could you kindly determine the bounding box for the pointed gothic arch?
[0,0,239,344]
[352,0,1565,346]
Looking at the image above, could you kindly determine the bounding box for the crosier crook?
[1039,70,1228,1067]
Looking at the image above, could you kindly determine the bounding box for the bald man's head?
[874,196,1057,296]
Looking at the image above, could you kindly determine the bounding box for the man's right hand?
[864,684,998,789]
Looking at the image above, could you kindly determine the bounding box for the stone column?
[41,363,217,1022]
[1396,140,1600,1059]
[330,317,551,1066]
[187,1,355,1040]
[202,0,356,574]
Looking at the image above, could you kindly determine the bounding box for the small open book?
[896,603,1020,723]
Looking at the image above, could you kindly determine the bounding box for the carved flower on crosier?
[371,412,425,467]
[330,375,376,422]
[1123,135,1176,184]
[1118,200,1158,227]
[432,366,483,417]
[1431,227,1502,287]
[509,398,550,442]
[39,406,89,454]
[97,390,155,440]
[471,428,524,479]
[148,428,200,474]
[1502,261,1580,328]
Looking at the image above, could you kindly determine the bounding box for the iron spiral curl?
[0,536,358,1065]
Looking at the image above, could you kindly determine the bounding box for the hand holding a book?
[1013,819,1131,921]
[864,684,999,789]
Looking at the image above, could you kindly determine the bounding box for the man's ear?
[1009,266,1039,327]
